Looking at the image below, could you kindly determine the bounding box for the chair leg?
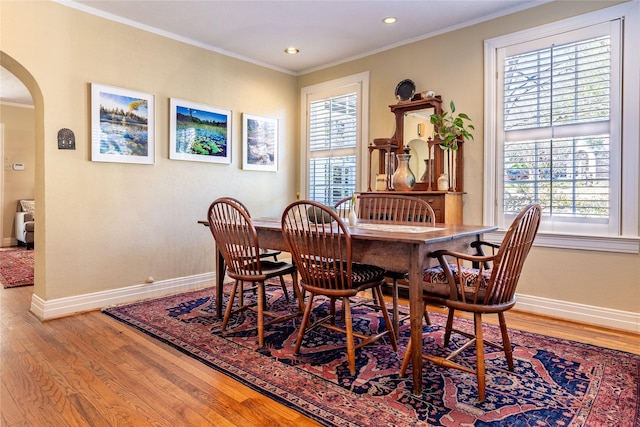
[330,298,337,325]
[257,281,266,347]
[443,309,456,346]
[498,312,514,371]
[392,278,400,339]
[294,293,315,354]
[238,281,245,307]
[423,304,431,326]
[474,312,486,402]
[374,285,397,351]
[222,280,240,332]
[291,273,305,312]
[399,336,412,377]
[278,275,290,302]
[343,296,356,375]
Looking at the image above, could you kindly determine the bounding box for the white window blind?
[497,20,621,236]
[503,34,612,224]
[484,3,640,252]
[307,93,358,206]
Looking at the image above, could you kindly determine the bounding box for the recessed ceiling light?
[383,17,397,24]
[284,47,300,54]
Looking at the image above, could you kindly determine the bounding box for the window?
[484,3,639,253]
[301,72,369,206]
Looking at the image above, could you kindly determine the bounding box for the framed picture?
[169,98,232,164]
[242,113,278,171]
[91,83,155,164]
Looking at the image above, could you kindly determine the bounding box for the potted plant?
[430,100,474,150]
[429,100,474,190]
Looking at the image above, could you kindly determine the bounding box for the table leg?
[408,244,423,395]
[216,249,225,319]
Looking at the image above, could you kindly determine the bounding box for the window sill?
[483,231,640,254]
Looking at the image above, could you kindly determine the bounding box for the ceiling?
[1,0,547,106]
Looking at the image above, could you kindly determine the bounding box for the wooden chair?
[333,196,354,219]
[233,199,280,258]
[281,200,398,375]
[400,203,541,401]
[232,198,289,301]
[357,193,437,339]
[207,197,304,347]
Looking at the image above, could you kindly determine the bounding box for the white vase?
[348,207,358,226]
[437,173,449,191]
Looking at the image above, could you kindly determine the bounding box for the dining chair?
[333,196,354,219]
[357,193,437,339]
[207,197,304,347]
[232,198,289,301]
[400,203,541,401]
[281,200,398,375]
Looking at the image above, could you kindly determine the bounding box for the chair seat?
[423,264,492,301]
[259,260,297,278]
[307,263,385,292]
[352,263,386,285]
[384,270,406,280]
[259,248,281,259]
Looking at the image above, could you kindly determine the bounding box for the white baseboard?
[30,272,216,321]
[28,272,639,334]
[515,293,639,334]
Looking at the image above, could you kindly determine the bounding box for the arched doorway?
[0,51,44,294]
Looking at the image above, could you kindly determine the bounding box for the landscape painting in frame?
[242,113,278,171]
[91,83,155,164]
[169,98,231,164]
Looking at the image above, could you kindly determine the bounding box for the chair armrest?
[470,240,499,268]
[429,248,496,265]
[470,240,500,254]
[428,249,496,300]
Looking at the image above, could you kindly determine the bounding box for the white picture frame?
[91,83,155,164]
[242,113,278,171]
[169,98,232,164]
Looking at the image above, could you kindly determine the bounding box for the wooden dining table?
[201,217,497,395]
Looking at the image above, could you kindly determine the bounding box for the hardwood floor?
[1,285,638,426]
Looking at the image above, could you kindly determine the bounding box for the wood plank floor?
[1,285,638,426]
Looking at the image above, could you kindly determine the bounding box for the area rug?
[0,248,34,288]
[103,280,640,426]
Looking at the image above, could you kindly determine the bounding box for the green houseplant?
[429,101,474,191]
[429,100,474,150]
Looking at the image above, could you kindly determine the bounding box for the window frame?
[483,2,639,253]
[300,72,370,201]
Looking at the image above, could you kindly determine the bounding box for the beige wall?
[1,1,297,300]
[1,1,638,319]
[298,0,639,315]
[1,104,35,244]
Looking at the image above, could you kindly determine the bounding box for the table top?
[251,217,498,245]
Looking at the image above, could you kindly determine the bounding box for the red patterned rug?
[103,280,640,426]
[0,249,34,288]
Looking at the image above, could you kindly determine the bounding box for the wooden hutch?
[366,95,465,224]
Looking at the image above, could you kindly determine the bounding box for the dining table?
[201,217,497,395]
